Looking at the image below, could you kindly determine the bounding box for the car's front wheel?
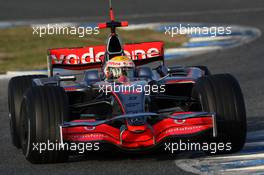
[8,75,47,148]
[20,86,69,163]
[192,74,247,154]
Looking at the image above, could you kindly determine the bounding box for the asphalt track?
[0,0,264,174]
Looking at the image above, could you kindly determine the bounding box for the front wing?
[61,112,217,150]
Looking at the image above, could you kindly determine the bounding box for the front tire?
[192,74,247,154]
[20,86,69,163]
[8,75,47,148]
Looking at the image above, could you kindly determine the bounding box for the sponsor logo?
[128,117,145,126]
[50,47,161,65]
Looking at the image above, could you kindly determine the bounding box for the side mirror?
[156,65,168,77]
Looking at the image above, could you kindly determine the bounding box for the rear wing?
[47,41,164,76]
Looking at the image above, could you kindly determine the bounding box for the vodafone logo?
[51,47,104,65]
[125,47,160,60]
[50,46,161,65]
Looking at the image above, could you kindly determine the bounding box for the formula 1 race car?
[8,1,246,163]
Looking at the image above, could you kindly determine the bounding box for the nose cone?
[121,127,154,148]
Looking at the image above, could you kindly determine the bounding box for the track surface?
[0,0,264,174]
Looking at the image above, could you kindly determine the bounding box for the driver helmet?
[104,56,135,81]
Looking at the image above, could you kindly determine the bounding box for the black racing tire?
[8,75,47,148]
[192,74,246,154]
[20,86,69,163]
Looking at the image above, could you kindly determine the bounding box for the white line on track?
[245,141,264,147]
[203,152,264,161]
[190,36,233,42]
[224,165,264,172]
[165,46,222,54]
[175,129,264,175]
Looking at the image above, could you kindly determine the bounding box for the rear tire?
[8,75,47,148]
[20,86,69,163]
[192,74,246,154]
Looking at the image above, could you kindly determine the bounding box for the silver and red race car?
[8,2,246,163]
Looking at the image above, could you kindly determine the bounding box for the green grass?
[0,27,188,73]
